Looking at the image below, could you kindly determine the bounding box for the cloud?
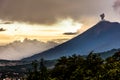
[63,32,78,35]
[0,38,58,60]
[0,21,13,24]
[0,28,6,31]
[113,0,120,9]
[52,38,69,43]
[113,0,120,12]
[0,0,114,25]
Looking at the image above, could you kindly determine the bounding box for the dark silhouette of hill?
[22,21,120,61]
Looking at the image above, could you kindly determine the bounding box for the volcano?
[22,21,120,61]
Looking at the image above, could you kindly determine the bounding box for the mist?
[0,39,58,60]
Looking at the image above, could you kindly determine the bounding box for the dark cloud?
[0,21,13,24]
[63,32,78,35]
[0,0,113,24]
[0,28,6,31]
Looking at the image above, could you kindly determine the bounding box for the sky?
[0,0,119,45]
[0,0,120,60]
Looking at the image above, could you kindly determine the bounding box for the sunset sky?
[0,18,82,45]
[0,0,120,45]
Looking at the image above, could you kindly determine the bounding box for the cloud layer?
[113,0,120,13]
[0,0,114,24]
[0,39,58,60]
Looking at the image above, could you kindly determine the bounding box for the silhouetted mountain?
[98,48,120,59]
[22,21,120,61]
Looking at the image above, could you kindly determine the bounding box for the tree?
[26,60,40,80]
[26,59,48,80]
[39,58,48,80]
[103,52,120,80]
[50,56,68,80]
[26,52,120,80]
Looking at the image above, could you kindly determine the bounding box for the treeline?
[26,51,120,80]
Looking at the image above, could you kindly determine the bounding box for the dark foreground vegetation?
[26,51,120,80]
